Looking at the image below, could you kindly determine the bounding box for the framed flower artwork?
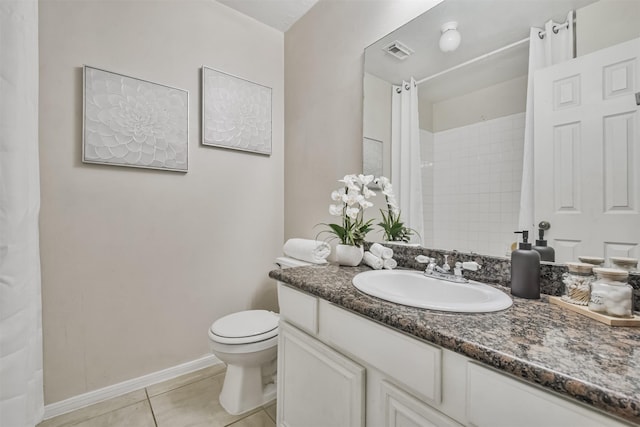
[202,66,272,155]
[82,66,189,172]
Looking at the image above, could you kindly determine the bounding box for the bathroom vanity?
[270,264,640,427]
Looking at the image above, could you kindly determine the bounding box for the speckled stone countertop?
[269,264,640,425]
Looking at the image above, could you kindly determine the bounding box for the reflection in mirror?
[363,137,383,178]
[363,0,640,263]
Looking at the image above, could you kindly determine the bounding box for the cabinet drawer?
[466,363,628,427]
[277,283,318,335]
[319,300,442,404]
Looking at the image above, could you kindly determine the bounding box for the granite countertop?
[269,264,640,425]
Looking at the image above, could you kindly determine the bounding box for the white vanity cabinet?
[277,283,463,427]
[278,321,365,427]
[465,363,629,427]
[276,283,631,427]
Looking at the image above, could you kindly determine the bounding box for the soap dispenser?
[511,230,541,299]
[532,223,555,262]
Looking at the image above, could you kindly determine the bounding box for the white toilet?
[208,256,308,415]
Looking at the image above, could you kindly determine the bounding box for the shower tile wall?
[422,113,525,256]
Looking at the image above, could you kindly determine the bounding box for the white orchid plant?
[320,174,376,247]
[375,176,417,243]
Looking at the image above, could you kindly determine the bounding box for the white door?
[277,321,365,427]
[534,37,640,263]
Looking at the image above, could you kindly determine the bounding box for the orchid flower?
[345,207,359,219]
[329,204,343,216]
[375,176,418,243]
[362,185,376,199]
[319,172,377,246]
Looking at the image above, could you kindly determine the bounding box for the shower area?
[411,10,575,257]
[362,0,599,259]
[420,110,526,256]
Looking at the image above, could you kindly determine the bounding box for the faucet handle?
[454,262,463,276]
[442,254,451,272]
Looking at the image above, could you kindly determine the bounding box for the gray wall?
[284,0,441,241]
[432,75,527,132]
[363,72,392,179]
[39,0,284,404]
[577,0,640,57]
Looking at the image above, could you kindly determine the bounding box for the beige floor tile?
[150,373,260,427]
[37,389,147,427]
[226,410,275,427]
[146,363,227,397]
[264,403,276,423]
[71,400,155,427]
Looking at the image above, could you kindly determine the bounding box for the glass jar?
[577,256,604,267]
[588,268,633,318]
[609,256,638,272]
[561,262,594,306]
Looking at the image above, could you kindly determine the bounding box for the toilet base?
[219,364,277,415]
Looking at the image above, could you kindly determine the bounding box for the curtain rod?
[415,16,573,86]
[415,36,529,86]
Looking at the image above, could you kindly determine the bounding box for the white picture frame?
[202,66,272,155]
[83,65,189,172]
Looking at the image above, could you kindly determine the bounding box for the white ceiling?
[365,0,597,103]
[218,0,600,102]
[217,0,319,32]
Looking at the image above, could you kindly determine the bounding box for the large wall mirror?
[363,0,640,263]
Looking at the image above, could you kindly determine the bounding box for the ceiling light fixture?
[439,21,461,52]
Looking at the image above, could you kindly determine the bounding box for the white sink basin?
[352,270,512,313]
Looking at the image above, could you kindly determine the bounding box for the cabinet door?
[381,380,462,427]
[466,363,629,427]
[277,321,365,427]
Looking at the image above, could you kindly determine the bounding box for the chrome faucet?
[415,255,481,283]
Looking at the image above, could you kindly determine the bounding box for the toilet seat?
[209,310,279,345]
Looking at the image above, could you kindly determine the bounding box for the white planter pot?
[335,244,364,267]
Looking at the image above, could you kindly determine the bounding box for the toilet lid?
[210,310,279,344]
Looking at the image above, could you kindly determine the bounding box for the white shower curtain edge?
[0,1,44,426]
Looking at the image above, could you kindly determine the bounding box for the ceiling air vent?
[383,40,414,60]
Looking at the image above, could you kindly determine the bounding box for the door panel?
[277,321,365,427]
[534,37,640,262]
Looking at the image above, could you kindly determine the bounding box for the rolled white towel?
[370,243,393,260]
[383,258,397,270]
[283,239,331,264]
[363,251,383,270]
[415,255,431,264]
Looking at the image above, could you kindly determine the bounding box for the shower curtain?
[391,78,424,242]
[518,11,574,232]
[0,1,44,426]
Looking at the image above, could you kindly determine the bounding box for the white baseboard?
[43,354,222,420]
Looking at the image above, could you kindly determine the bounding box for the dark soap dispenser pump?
[511,230,541,299]
[532,225,555,262]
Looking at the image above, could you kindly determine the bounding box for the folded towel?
[283,239,331,264]
[415,255,431,264]
[363,251,383,270]
[370,243,393,260]
[383,258,397,270]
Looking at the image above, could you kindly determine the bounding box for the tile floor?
[38,365,276,427]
